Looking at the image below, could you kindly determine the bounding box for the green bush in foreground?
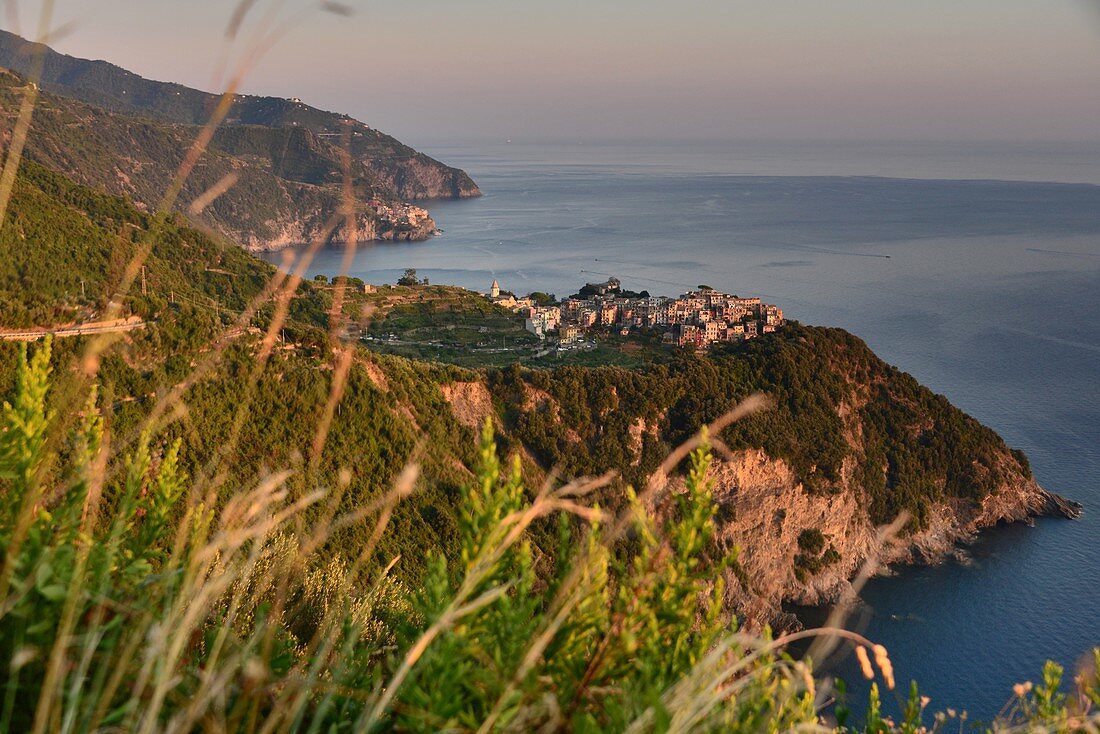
[0,341,1097,732]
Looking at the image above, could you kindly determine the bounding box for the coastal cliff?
[459,324,1082,627]
[700,448,1078,630]
[365,152,482,201]
[231,205,438,252]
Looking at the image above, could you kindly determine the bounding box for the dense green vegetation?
[794,528,841,582]
[0,161,275,328]
[0,343,1096,731]
[491,324,1030,527]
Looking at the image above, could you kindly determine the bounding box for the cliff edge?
[475,324,1082,628]
[703,448,1079,630]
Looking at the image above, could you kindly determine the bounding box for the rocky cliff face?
[365,153,482,201]
[232,208,438,252]
[697,449,1079,631]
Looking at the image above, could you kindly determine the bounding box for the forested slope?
[0,164,1076,622]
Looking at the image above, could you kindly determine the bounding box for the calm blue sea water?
[267,140,1100,720]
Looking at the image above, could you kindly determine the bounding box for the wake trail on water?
[581,266,695,291]
[777,243,891,259]
[1000,328,1100,356]
[1026,248,1100,257]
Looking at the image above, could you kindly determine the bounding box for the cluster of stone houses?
[369,199,432,229]
[488,277,785,350]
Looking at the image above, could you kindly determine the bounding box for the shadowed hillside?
[0,29,480,201]
[0,68,450,249]
[0,29,480,251]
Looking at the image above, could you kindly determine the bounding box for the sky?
[5,0,1100,146]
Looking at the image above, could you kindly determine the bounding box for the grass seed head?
[855,645,875,681]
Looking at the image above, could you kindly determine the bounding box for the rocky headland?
[0,30,479,252]
[433,323,1082,628]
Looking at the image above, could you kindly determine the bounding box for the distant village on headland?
[353,270,787,367]
[487,275,785,350]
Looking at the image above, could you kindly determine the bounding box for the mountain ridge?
[0,28,480,251]
[0,28,479,200]
[0,68,447,250]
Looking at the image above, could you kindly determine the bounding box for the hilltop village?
[488,277,785,350]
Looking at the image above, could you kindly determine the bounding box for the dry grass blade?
[363,472,614,728]
[227,0,261,39]
[645,392,771,497]
[628,626,888,734]
[307,123,365,468]
[364,582,513,730]
[0,0,53,227]
[138,264,290,440]
[188,171,240,215]
[475,531,606,734]
[514,395,770,721]
[310,344,355,467]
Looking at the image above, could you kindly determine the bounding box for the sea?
[264,139,1100,721]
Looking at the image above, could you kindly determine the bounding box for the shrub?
[798,528,826,555]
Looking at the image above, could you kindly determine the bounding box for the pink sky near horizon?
[6,0,1100,145]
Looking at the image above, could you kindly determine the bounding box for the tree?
[528,291,557,306]
[398,268,420,286]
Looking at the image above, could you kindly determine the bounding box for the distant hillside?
[0,29,480,202]
[0,68,446,250]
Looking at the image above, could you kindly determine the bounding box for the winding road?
[0,317,148,342]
